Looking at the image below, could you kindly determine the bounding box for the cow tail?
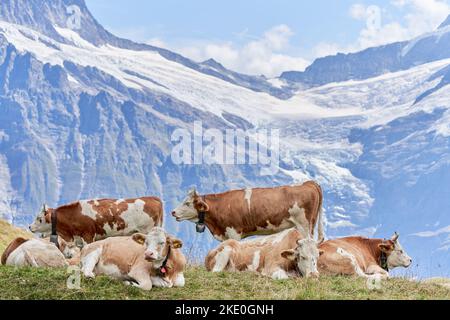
[316,182,325,243]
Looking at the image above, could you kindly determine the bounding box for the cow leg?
[211,246,233,272]
[366,265,389,279]
[81,248,102,278]
[173,273,185,287]
[270,267,290,280]
[24,250,39,267]
[128,267,153,291]
[151,276,173,288]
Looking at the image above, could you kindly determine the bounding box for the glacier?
[0,0,449,276]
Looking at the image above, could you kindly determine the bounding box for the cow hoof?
[83,272,95,279]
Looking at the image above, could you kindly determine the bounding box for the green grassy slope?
[0,265,449,300]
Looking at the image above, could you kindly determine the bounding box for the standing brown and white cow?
[172,181,324,242]
[29,197,163,244]
[205,228,323,279]
[79,227,186,291]
[318,233,412,278]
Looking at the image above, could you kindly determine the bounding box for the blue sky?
[85,0,450,77]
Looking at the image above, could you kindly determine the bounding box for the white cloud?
[413,225,450,237]
[152,25,310,78]
[315,1,450,57]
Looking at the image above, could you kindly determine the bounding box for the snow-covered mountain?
[0,0,449,276]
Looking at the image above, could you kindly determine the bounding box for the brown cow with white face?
[205,228,323,279]
[172,181,324,242]
[79,227,186,291]
[29,197,163,244]
[318,233,412,278]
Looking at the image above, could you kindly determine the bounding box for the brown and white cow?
[79,227,186,291]
[1,237,72,267]
[1,236,80,267]
[29,197,163,244]
[172,181,324,242]
[318,233,412,278]
[205,228,323,279]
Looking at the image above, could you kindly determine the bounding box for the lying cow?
[79,227,186,291]
[1,237,74,267]
[205,228,323,279]
[29,197,163,244]
[172,181,324,242]
[318,233,412,278]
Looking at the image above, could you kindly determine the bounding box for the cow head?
[29,204,52,234]
[57,238,80,259]
[171,188,209,222]
[132,227,183,268]
[379,233,412,269]
[281,238,324,278]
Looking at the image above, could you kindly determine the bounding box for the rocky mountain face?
[0,0,449,275]
[281,17,450,88]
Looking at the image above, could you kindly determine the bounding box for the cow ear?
[281,249,296,261]
[378,242,393,253]
[194,199,210,212]
[169,237,183,249]
[132,233,146,245]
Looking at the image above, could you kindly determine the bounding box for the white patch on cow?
[225,227,242,240]
[271,268,289,280]
[120,199,153,233]
[288,202,309,236]
[96,262,122,279]
[81,247,102,278]
[387,240,412,269]
[94,200,100,206]
[151,276,172,288]
[244,188,252,212]
[172,192,198,222]
[248,250,261,272]
[336,247,367,278]
[80,200,98,220]
[115,199,124,205]
[174,273,185,287]
[102,199,153,237]
[212,246,233,272]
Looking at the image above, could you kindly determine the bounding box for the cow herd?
[1,181,412,291]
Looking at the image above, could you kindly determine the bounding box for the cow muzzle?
[144,251,158,261]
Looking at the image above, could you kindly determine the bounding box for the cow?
[172,181,324,242]
[205,228,323,279]
[79,227,186,291]
[29,197,164,244]
[1,237,80,267]
[318,233,412,278]
[1,238,71,267]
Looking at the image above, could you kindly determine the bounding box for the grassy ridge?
[0,265,449,300]
[0,220,32,255]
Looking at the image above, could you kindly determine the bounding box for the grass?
[0,265,449,300]
[0,220,32,255]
